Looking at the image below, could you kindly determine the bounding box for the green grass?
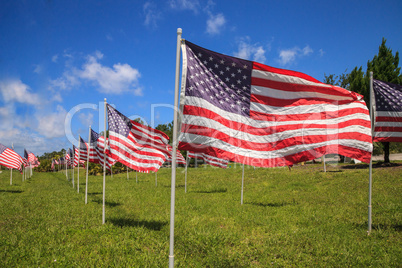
[0,163,401,267]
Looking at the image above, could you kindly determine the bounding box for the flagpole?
[169,27,182,268]
[136,171,138,183]
[127,166,129,180]
[184,153,188,193]
[368,71,374,234]
[241,163,245,205]
[103,98,107,224]
[78,135,80,193]
[72,152,75,188]
[65,153,68,179]
[322,155,326,172]
[10,143,13,185]
[85,126,91,204]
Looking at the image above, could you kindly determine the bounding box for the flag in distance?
[373,79,402,142]
[178,41,373,167]
[73,145,79,167]
[89,128,101,164]
[188,151,229,169]
[0,143,23,172]
[166,144,186,165]
[24,149,39,167]
[79,137,88,160]
[107,104,170,173]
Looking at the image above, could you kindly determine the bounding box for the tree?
[366,38,402,163]
[156,121,173,141]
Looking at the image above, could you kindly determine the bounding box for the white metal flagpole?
[169,27,182,268]
[185,153,188,193]
[136,171,138,183]
[85,126,91,204]
[368,71,374,234]
[127,166,129,180]
[103,98,107,224]
[155,171,157,187]
[10,143,13,185]
[241,163,245,205]
[322,155,326,172]
[77,135,80,193]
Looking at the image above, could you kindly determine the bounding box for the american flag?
[188,151,229,169]
[51,159,55,170]
[373,79,402,142]
[166,145,186,165]
[107,104,170,172]
[0,143,23,172]
[178,41,373,167]
[89,128,100,164]
[73,145,79,167]
[79,137,88,160]
[90,129,116,170]
[24,149,39,167]
[65,149,72,166]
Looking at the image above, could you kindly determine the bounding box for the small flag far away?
[178,41,373,167]
[373,79,402,142]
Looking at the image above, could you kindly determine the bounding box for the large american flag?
[107,104,170,172]
[373,79,402,142]
[0,143,23,172]
[178,41,373,167]
[188,151,229,169]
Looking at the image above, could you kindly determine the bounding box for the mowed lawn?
[0,162,401,267]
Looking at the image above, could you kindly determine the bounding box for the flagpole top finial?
[177,28,182,34]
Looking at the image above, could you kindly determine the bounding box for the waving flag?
[79,137,88,160]
[89,129,100,163]
[24,149,40,167]
[73,145,79,167]
[373,79,402,142]
[107,104,170,172]
[188,151,229,168]
[65,149,72,166]
[0,143,23,172]
[166,145,186,165]
[178,41,373,167]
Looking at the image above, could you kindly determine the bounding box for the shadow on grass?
[88,192,102,195]
[0,189,23,194]
[109,218,167,231]
[247,201,295,207]
[192,188,227,194]
[341,162,402,170]
[353,222,402,232]
[92,198,120,207]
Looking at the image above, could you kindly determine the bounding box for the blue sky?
[1,0,401,157]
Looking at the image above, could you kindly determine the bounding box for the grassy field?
[0,162,401,267]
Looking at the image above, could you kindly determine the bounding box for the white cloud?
[206,13,225,35]
[52,54,59,63]
[278,45,314,65]
[33,64,42,74]
[319,49,325,57]
[79,51,142,95]
[78,112,94,127]
[143,1,161,28]
[36,105,67,138]
[234,38,266,63]
[49,51,142,95]
[169,0,200,13]
[0,79,41,105]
